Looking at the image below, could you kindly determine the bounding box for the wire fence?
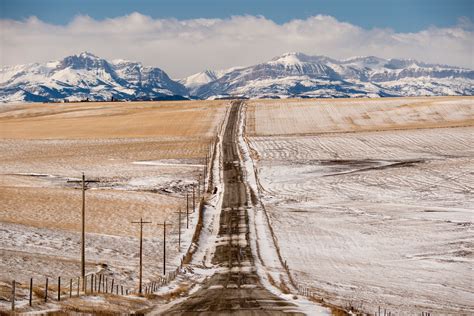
[3,271,133,312]
[296,283,433,316]
[2,134,218,313]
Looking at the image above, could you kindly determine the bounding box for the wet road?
[164,101,302,315]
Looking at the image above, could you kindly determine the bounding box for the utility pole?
[204,154,208,192]
[65,173,99,290]
[81,173,86,289]
[186,192,189,229]
[131,218,151,295]
[198,174,201,200]
[176,209,182,252]
[157,221,168,275]
[192,184,195,214]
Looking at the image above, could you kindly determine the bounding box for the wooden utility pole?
[192,184,195,214]
[157,221,168,275]
[67,173,98,290]
[81,173,86,288]
[198,174,201,200]
[186,192,189,229]
[204,154,208,192]
[44,277,48,302]
[29,278,33,306]
[176,209,182,252]
[11,280,15,312]
[57,276,61,301]
[131,218,151,295]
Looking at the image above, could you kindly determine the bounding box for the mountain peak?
[270,52,311,65]
[59,52,108,71]
[269,52,339,67]
[343,56,386,63]
[75,51,99,59]
[0,52,188,103]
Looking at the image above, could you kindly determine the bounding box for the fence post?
[111,279,114,294]
[77,276,80,296]
[90,274,94,293]
[70,278,72,298]
[58,276,61,301]
[11,280,15,311]
[98,274,102,293]
[105,277,108,294]
[121,285,123,295]
[29,278,33,306]
[45,277,49,302]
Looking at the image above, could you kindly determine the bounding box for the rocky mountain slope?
[1,52,473,103]
[0,52,187,103]
[184,53,473,99]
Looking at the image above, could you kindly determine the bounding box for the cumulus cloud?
[0,13,473,78]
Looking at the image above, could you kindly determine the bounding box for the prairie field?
[0,100,229,294]
[245,96,474,314]
[1,96,473,314]
[246,96,474,136]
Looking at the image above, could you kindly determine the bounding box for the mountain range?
[1,52,473,103]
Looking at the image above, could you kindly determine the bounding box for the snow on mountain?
[0,52,187,103]
[1,52,473,103]
[186,52,474,99]
[179,67,243,95]
[178,70,219,94]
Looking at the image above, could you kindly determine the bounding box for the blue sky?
[1,0,473,32]
[1,0,473,76]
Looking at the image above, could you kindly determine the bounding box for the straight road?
[165,101,302,315]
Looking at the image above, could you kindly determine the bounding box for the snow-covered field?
[0,101,229,311]
[245,97,474,314]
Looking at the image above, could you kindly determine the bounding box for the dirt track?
[165,101,302,315]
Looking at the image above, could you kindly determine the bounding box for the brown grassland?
[0,100,229,236]
[246,96,474,136]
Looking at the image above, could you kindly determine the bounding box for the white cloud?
[0,13,472,78]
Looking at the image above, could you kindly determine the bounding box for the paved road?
[165,101,302,315]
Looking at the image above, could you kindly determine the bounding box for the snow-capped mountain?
[0,52,187,103]
[1,52,473,103]
[183,52,474,99]
[178,67,243,95]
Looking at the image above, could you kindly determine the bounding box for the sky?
[0,0,473,77]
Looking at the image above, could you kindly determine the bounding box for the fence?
[138,195,206,295]
[3,125,220,312]
[296,284,432,316]
[133,132,217,295]
[4,271,133,312]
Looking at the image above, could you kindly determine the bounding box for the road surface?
[164,101,303,315]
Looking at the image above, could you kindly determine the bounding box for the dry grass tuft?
[32,286,45,299]
[278,275,291,294]
[156,283,190,302]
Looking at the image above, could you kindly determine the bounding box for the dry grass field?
[246,96,474,136]
[0,100,229,298]
[0,100,226,139]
